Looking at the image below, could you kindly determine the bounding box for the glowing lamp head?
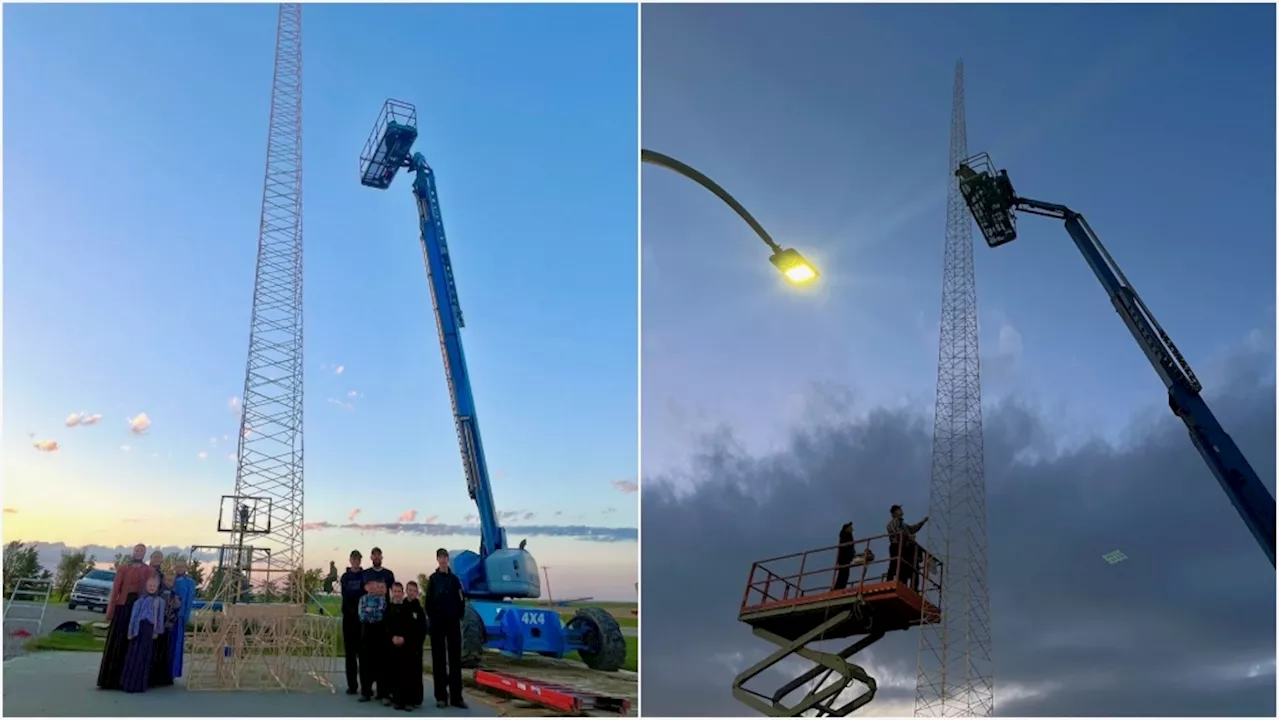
[769,248,819,285]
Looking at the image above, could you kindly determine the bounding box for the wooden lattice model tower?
[185,582,336,692]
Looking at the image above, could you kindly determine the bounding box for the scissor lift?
[732,533,942,716]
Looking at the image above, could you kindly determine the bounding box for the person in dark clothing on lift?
[886,505,928,591]
[339,550,367,695]
[831,522,875,591]
[425,548,467,710]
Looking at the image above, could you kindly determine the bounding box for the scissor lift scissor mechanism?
[732,534,943,716]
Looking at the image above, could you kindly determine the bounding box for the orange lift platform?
[732,533,942,717]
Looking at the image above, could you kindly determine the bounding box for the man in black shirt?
[363,547,395,589]
[339,550,367,695]
[425,548,467,710]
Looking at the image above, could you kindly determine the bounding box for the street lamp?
[641,149,819,285]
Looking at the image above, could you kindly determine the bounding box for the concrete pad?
[3,652,495,717]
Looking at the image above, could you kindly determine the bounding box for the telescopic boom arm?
[956,153,1276,567]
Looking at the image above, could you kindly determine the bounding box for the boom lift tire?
[461,605,486,669]
[566,606,627,672]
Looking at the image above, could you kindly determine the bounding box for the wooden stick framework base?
[185,603,339,692]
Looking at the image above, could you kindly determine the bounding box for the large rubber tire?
[567,606,626,672]
[67,602,77,610]
[459,605,485,669]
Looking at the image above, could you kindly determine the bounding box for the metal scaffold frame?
[230,0,306,605]
[913,60,996,718]
[186,4,336,693]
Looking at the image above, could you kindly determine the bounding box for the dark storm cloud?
[641,349,1276,716]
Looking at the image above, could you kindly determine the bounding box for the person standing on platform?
[402,581,429,708]
[832,522,856,591]
[425,548,467,710]
[340,550,367,695]
[149,551,164,580]
[170,559,197,680]
[886,505,928,590]
[97,544,154,690]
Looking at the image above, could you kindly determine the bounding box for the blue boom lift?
[955,152,1277,568]
[359,100,629,670]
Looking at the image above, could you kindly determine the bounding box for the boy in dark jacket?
[402,581,429,708]
[425,548,468,709]
[357,579,389,703]
[386,582,427,711]
[339,551,366,695]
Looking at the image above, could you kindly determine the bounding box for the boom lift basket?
[732,533,942,717]
[360,99,419,189]
[956,151,1019,248]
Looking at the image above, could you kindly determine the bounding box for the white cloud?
[197,451,208,460]
[127,413,152,435]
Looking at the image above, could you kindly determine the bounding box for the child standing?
[149,574,179,687]
[386,582,414,711]
[357,579,389,703]
[120,574,163,694]
[402,581,428,708]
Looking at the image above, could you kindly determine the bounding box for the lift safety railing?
[733,534,944,716]
[740,532,943,617]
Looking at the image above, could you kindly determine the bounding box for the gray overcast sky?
[640,2,1276,716]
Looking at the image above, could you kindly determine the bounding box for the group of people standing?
[95,545,197,694]
[339,546,469,712]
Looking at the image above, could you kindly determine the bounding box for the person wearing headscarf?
[149,574,179,687]
[831,522,875,591]
[120,574,164,693]
[832,522,856,591]
[96,544,155,690]
[170,558,198,679]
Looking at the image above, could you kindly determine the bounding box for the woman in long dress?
[96,545,155,690]
[120,574,164,694]
[149,575,179,687]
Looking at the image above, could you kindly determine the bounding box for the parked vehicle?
[68,569,116,613]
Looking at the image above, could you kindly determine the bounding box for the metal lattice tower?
[228,2,305,604]
[914,61,995,717]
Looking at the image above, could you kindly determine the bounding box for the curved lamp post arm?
[641,149,781,253]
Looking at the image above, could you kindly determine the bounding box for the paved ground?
[2,652,496,717]
[3,603,104,660]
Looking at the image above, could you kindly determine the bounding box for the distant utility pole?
[914,60,995,718]
[542,566,554,605]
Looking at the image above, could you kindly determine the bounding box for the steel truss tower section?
[230,3,305,604]
[914,61,995,717]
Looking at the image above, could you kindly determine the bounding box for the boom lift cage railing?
[359,99,418,189]
[733,533,943,717]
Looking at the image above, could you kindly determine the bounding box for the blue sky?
[3,2,638,599]
[642,2,1276,477]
